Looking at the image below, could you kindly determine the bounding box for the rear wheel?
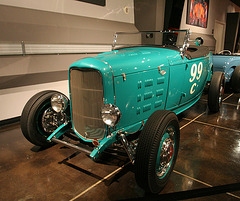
[231,66,240,92]
[208,71,225,113]
[135,110,180,194]
[20,90,68,147]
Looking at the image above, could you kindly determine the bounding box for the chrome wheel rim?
[41,107,67,133]
[156,127,175,178]
[219,85,224,105]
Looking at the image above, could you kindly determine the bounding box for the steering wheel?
[218,50,232,55]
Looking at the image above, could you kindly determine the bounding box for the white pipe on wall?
[0,43,112,56]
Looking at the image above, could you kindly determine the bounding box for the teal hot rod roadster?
[21,30,224,193]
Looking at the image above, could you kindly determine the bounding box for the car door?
[165,61,186,110]
[180,56,209,104]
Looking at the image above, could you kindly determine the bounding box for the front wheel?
[231,66,240,92]
[208,71,225,113]
[135,110,180,194]
[20,90,68,147]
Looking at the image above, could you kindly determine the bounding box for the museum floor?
[0,88,240,201]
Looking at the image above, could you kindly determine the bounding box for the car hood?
[95,47,181,76]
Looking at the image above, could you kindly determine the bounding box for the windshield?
[112,30,190,51]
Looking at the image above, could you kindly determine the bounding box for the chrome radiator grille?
[70,68,105,140]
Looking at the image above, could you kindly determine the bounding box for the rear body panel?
[213,54,240,82]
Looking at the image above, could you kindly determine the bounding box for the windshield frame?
[112,30,190,58]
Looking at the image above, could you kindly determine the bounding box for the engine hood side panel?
[113,66,169,131]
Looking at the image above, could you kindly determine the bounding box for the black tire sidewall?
[232,66,240,92]
[21,90,60,147]
[20,90,56,144]
[135,110,180,194]
[150,115,179,193]
[208,71,224,113]
[27,95,54,147]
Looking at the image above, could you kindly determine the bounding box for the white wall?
[0,0,134,24]
[0,54,84,121]
[0,81,69,121]
[0,0,135,121]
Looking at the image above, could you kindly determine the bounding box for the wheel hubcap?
[41,107,67,133]
[156,127,175,178]
[219,85,224,105]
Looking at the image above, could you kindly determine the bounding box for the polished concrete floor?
[0,89,240,201]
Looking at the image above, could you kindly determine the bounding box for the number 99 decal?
[189,62,203,94]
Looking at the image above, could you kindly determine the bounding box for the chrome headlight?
[51,93,69,113]
[101,104,121,127]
